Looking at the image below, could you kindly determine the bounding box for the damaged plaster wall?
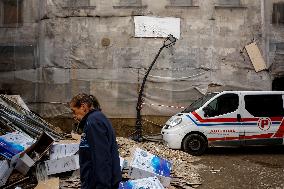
[263,0,284,78]
[0,0,280,118]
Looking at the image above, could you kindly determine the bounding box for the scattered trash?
[117,137,202,189]
[119,176,164,189]
[210,169,221,174]
[129,148,172,187]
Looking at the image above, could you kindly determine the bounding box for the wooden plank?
[35,177,59,189]
[245,42,266,72]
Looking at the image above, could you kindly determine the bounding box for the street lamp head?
[164,34,177,48]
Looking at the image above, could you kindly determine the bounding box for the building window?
[169,0,192,6]
[0,0,23,27]
[0,45,35,71]
[113,0,146,8]
[118,0,142,6]
[217,0,240,6]
[272,3,284,25]
[67,0,90,7]
[63,0,96,9]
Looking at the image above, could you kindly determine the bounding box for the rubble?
[119,177,164,189]
[0,94,63,139]
[0,95,202,188]
[117,137,202,189]
[128,148,172,187]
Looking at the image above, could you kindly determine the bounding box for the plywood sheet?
[134,16,180,39]
[245,42,266,72]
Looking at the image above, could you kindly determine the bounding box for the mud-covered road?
[195,146,284,189]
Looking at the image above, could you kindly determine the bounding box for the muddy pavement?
[195,146,284,189]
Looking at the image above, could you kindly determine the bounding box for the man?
[70,93,122,189]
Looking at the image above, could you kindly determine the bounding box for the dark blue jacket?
[79,109,122,189]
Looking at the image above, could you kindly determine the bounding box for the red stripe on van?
[208,133,274,141]
[273,119,284,138]
[244,133,274,139]
[270,117,284,122]
[192,112,238,122]
[241,118,259,122]
[192,112,283,123]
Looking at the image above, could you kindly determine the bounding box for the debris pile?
[0,94,63,139]
[0,94,202,189]
[117,137,202,189]
[0,95,65,188]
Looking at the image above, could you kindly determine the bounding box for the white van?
[161,91,284,155]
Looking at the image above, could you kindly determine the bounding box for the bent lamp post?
[134,34,177,142]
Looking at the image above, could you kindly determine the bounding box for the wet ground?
[195,146,284,189]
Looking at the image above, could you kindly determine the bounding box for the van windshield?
[182,93,217,113]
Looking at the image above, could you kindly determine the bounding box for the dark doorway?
[272,77,284,91]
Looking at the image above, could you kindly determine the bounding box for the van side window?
[244,95,284,117]
[203,94,239,117]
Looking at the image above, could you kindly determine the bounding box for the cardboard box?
[11,132,54,175]
[25,132,54,162]
[0,160,13,187]
[0,132,34,159]
[45,155,80,175]
[12,153,35,175]
[128,148,172,187]
[49,143,79,160]
[119,177,164,189]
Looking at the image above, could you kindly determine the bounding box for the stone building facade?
[0,0,283,122]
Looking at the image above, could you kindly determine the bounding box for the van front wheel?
[182,134,207,156]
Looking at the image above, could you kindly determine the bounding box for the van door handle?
[237,114,241,122]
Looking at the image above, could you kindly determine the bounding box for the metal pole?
[134,46,165,141]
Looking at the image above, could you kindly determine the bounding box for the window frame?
[272,3,284,25]
[203,93,239,117]
[244,94,284,117]
[0,0,23,28]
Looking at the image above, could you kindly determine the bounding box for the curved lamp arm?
[134,34,177,142]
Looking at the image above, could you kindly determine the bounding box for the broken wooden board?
[71,132,81,141]
[35,177,59,189]
[245,42,266,72]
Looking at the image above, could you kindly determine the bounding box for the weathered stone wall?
[0,0,40,102]
[263,0,284,77]
[1,0,283,124]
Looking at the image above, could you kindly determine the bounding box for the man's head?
[70,93,100,121]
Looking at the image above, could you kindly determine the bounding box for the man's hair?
[70,93,101,110]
